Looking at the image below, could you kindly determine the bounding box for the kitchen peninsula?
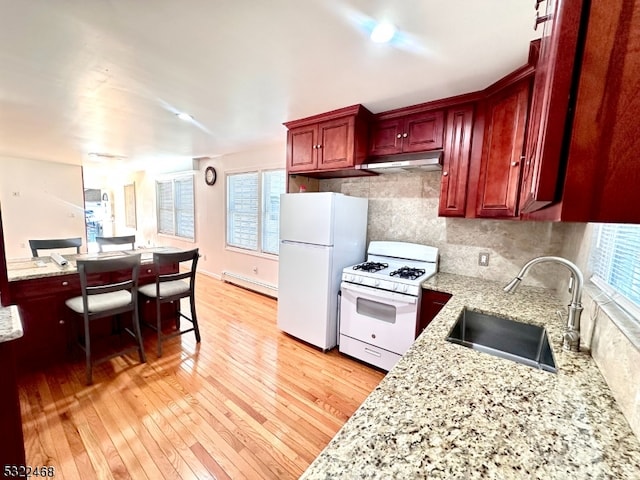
[301,274,640,479]
[3,248,178,369]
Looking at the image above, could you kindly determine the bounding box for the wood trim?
[284,104,371,129]
[373,91,483,121]
[0,205,10,306]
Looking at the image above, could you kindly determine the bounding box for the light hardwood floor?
[17,274,384,479]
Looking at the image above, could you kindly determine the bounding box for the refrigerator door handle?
[281,240,331,249]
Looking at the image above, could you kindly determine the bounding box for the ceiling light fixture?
[176,112,194,121]
[370,22,396,43]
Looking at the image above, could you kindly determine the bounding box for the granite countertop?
[6,247,175,282]
[302,273,640,479]
[0,305,23,344]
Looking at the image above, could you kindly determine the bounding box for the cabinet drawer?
[10,274,81,301]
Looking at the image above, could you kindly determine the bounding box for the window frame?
[589,223,640,323]
[225,167,285,257]
[155,173,196,242]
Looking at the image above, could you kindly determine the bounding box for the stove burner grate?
[353,262,388,273]
[390,266,426,280]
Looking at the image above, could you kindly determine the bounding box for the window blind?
[156,175,195,240]
[175,177,195,239]
[157,180,174,235]
[262,170,286,254]
[590,223,640,319]
[227,172,259,250]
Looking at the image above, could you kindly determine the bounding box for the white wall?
[0,156,85,258]
[193,141,286,287]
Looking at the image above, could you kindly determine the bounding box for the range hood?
[357,151,443,173]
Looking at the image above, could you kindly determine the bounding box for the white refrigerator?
[277,192,368,351]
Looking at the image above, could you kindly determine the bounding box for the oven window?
[356,297,397,323]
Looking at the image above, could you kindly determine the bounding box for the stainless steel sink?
[446,308,557,373]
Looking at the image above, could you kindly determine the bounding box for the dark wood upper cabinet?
[285,104,372,175]
[474,76,532,218]
[524,0,640,223]
[369,110,444,156]
[439,105,474,217]
[519,0,583,214]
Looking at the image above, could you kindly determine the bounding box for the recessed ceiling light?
[370,22,396,43]
[177,112,194,121]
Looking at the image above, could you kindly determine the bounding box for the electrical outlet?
[478,252,490,267]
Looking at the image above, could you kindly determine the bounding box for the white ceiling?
[0,0,538,170]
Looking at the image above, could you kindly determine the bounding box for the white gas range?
[339,241,439,371]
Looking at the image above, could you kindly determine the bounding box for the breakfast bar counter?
[3,248,178,370]
[301,273,640,479]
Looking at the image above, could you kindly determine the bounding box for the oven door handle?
[340,282,417,304]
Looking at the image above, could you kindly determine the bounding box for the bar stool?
[65,254,146,384]
[96,235,136,252]
[138,249,200,357]
[29,237,82,257]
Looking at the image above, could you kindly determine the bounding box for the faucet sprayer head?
[503,277,522,294]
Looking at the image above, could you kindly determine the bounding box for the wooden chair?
[138,249,200,357]
[96,235,136,252]
[29,237,82,257]
[65,254,146,384]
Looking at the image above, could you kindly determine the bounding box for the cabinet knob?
[147,269,152,273]
[511,161,519,167]
[396,134,402,139]
[62,281,69,286]
[317,144,322,148]
[442,171,449,177]
[402,133,408,138]
[59,320,65,325]
[534,12,552,30]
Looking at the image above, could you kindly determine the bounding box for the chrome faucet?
[504,256,583,352]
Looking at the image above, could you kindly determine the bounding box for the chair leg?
[132,309,146,364]
[175,300,181,330]
[191,295,201,343]
[84,316,92,385]
[156,299,163,358]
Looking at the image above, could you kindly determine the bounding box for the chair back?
[96,235,136,252]
[152,248,199,301]
[76,254,141,319]
[29,237,82,257]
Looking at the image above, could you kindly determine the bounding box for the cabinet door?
[417,289,451,337]
[403,110,444,152]
[475,78,530,218]
[369,118,404,156]
[439,106,474,217]
[287,124,317,172]
[519,0,583,213]
[317,116,355,170]
[15,296,72,369]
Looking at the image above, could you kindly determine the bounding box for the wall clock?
[204,166,217,186]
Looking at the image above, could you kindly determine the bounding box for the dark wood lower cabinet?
[417,289,452,337]
[0,340,26,471]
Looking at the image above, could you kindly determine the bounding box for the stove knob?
[392,283,399,291]
[373,280,380,287]
[402,285,409,293]
[346,274,353,282]
[356,276,363,283]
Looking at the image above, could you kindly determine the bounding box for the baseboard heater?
[221,271,278,298]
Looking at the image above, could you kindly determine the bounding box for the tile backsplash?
[320,171,587,290]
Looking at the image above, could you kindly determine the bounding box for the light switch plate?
[478,252,490,267]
